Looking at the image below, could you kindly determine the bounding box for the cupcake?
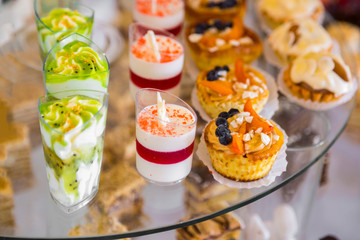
[204,101,284,181]
[281,52,354,104]
[186,16,262,71]
[185,0,246,24]
[196,59,269,119]
[266,19,333,67]
[257,0,324,32]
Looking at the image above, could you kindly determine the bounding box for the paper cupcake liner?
[263,39,342,69]
[196,123,288,189]
[191,67,279,122]
[277,68,358,111]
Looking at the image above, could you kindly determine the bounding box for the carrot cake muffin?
[185,0,246,24]
[204,101,284,181]
[196,59,269,118]
[186,16,262,71]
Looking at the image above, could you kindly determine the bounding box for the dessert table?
[0,0,357,239]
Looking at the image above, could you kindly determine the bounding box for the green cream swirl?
[45,41,108,86]
[37,8,93,60]
[39,95,102,135]
[41,8,88,32]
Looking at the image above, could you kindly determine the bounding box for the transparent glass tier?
[0,1,356,239]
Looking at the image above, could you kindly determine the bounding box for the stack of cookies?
[68,207,129,238]
[176,212,243,240]
[0,100,33,191]
[183,162,239,212]
[95,161,146,230]
[0,56,44,138]
[0,168,15,235]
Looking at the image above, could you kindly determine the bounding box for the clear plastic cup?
[34,0,94,60]
[38,89,108,213]
[133,0,184,36]
[135,88,197,185]
[129,23,184,99]
[43,33,109,97]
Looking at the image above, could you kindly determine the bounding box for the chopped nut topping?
[245,116,253,123]
[261,133,271,145]
[188,33,202,43]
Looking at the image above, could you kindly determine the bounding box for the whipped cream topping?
[258,0,322,21]
[268,19,332,57]
[290,53,353,96]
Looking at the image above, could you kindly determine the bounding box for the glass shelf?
[0,1,356,239]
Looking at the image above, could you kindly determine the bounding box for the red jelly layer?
[166,24,182,36]
[130,70,182,90]
[136,139,194,164]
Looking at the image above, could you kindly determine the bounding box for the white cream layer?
[136,153,192,183]
[268,19,332,57]
[46,152,101,206]
[133,7,184,30]
[136,123,196,151]
[46,78,107,98]
[290,53,353,97]
[129,51,184,79]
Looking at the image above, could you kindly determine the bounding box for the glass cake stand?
[0,0,357,239]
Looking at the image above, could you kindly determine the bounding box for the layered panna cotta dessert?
[38,94,107,210]
[36,8,93,60]
[44,40,109,96]
[136,92,196,185]
[133,0,184,36]
[129,30,184,98]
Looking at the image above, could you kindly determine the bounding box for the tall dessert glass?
[38,89,108,213]
[34,0,94,60]
[129,23,184,99]
[133,0,184,36]
[135,88,197,185]
[43,33,109,97]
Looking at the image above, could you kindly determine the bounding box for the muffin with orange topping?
[196,59,269,119]
[204,101,284,181]
[185,0,246,24]
[186,16,262,71]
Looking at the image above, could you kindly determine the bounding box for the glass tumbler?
[129,23,184,99]
[38,89,108,213]
[133,0,184,36]
[43,33,109,97]
[34,0,94,60]
[135,88,197,185]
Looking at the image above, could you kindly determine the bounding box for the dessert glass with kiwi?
[34,0,94,60]
[38,89,108,213]
[43,33,109,97]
